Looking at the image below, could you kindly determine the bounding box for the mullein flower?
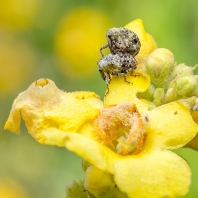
[4,19,198,198]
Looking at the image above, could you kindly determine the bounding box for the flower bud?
[146,48,175,88]
[138,83,155,101]
[84,166,115,196]
[153,88,165,106]
[175,75,198,97]
[192,98,198,111]
[102,186,128,198]
[165,87,177,103]
[165,75,198,102]
[170,63,193,81]
[66,180,87,198]
[81,160,91,172]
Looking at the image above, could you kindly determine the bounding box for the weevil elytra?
[100,27,141,57]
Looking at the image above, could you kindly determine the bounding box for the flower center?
[94,103,146,155]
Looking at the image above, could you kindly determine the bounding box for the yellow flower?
[0,30,36,95]
[0,178,28,198]
[55,7,112,78]
[0,0,40,29]
[4,19,198,198]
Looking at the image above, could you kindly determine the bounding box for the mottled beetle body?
[98,27,141,89]
[98,52,137,84]
[100,27,141,57]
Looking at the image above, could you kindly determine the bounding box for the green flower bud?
[153,88,165,106]
[84,166,115,197]
[194,75,198,94]
[102,186,128,198]
[176,75,198,97]
[165,75,198,102]
[170,63,193,81]
[147,101,157,110]
[145,48,175,88]
[193,98,198,111]
[66,180,87,198]
[81,160,91,172]
[138,83,155,101]
[165,87,177,103]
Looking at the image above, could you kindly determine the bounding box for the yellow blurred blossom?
[4,19,198,197]
[55,7,112,78]
[0,30,37,95]
[0,0,40,29]
[0,178,28,198]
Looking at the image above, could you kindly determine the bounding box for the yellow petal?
[62,129,191,197]
[62,131,119,174]
[0,178,28,198]
[40,123,98,147]
[4,78,103,144]
[146,102,198,150]
[125,19,157,71]
[114,151,191,198]
[104,72,149,115]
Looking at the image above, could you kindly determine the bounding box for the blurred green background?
[0,0,198,197]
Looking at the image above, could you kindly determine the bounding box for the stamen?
[94,103,146,155]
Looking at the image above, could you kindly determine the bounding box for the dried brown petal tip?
[35,78,49,87]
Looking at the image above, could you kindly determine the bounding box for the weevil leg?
[124,75,133,84]
[104,73,111,96]
[99,70,111,96]
[100,44,109,57]
[99,69,107,82]
[105,84,109,97]
[130,71,140,77]
[105,72,111,85]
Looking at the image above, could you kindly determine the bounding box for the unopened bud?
[170,63,193,81]
[84,166,115,197]
[193,98,198,111]
[66,180,87,198]
[165,87,177,103]
[165,75,198,102]
[153,88,165,106]
[145,48,175,87]
[175,75,198,97]
[138,83,155,101]
[82,160,91,172]
[102,186,128,198]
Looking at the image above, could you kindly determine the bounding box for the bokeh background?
[0,0,198,197]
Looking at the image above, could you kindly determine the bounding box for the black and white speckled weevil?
[98,27,141,88]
